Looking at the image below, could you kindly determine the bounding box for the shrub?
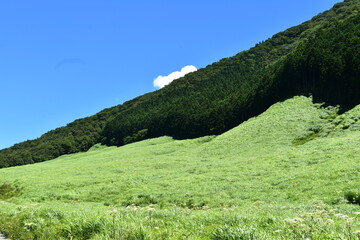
[344,191,360,205]
[0,183,22,200]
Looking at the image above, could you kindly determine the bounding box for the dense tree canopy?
[101,1,360,146]
[269,14,360,106]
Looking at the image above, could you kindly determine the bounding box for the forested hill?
[0,0,359,168]
[102,4,360,146]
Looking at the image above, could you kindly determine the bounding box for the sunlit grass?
[0,96,359,239]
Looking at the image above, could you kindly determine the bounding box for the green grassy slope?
[0,96,359,239]
[1,0,359,168]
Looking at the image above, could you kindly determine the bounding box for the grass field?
[0,96,359,239]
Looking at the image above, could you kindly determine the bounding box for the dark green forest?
[0,0,359,168]
[102,12,360,145]
[0,106,121,167]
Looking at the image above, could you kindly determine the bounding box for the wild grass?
[0,96,359,239]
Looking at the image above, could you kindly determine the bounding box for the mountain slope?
[0,0,359,168]
[0,96,359,239]
[0,105,123,167]
[101,0,360,145]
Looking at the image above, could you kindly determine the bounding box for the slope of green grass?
[0,96,359,239]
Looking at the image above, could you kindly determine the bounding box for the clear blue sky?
[0,0,341,150]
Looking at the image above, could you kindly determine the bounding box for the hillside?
[0,96,359,239]
[0,105,122,167]
[1,0,359,168]
[102,1,360,145]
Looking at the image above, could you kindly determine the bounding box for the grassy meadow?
[0,96,359,239]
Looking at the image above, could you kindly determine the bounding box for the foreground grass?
[0,96,359,239]
[1,201,359,239]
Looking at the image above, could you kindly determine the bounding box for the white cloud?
[153,65,197,89]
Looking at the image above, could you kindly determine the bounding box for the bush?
[0,183,22,200]
[344,191,360,205]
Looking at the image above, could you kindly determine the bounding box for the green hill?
[102,2,360,147]
[1,0,359,168]
[0,96,359,239]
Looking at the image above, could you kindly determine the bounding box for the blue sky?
[0,0,340,150]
